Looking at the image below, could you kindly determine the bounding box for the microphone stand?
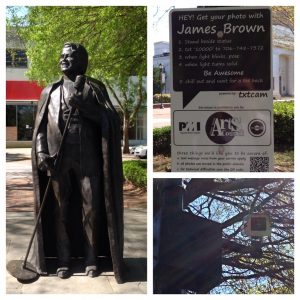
[7,76,83,282]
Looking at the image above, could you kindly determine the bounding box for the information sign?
[170,7,273,172]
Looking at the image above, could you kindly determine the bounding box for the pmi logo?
[205,112,244,144]
[179,121,201,133]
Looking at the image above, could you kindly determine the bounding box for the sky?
[152,4,204,43]
[152,5,173,42]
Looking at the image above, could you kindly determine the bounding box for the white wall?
[287,56,294,96]
[6,67,27,81]
[273,47,294,98]
[272,52,280,98]
[154,41,169,56]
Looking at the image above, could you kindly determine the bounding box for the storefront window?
[6,105,16,126]
[6,103,37,141]
[17,105,37,140]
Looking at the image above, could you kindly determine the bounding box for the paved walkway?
[153,107,171,128]
[6,148,147,294]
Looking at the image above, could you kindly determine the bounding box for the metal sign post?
[154,180,222,294]
[170,7,273,172]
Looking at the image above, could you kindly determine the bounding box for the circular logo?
[205,112,237,144]
[248,119,266,137]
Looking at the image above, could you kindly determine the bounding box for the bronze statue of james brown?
[31,43,124,282]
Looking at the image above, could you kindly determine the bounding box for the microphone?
[73,75,85,92]
[68,75,85,113]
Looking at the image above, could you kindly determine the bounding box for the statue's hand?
[37,152,55,172]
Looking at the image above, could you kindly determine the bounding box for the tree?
[154,178,294,294]
[272,6,294,50]
[153,66,165,95]
[6,6,147,153]
[272,6,294,33]
[105,77,146,153]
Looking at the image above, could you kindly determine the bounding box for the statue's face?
[59,46,82,75]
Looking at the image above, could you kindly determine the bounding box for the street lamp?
[242,213,271,258]
[159,63,165,109]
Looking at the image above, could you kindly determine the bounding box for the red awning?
[6,81,43,101]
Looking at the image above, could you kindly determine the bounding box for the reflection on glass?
[17,105,37,141]
[6,105,17,126]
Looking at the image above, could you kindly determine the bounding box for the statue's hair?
[63,42,88,74]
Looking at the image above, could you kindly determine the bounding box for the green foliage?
[7,6,146,85]
[153,126,171,156]
[123,160,147,189]
[153,93,171,104]
[7,6,147,154]
[105,76,147,153]
[274,101,294,150]
[272,6,294,33]
[222,269,294,294]
[107,77,147,125]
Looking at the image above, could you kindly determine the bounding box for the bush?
[274,101,294,150]
[153,94,171,104]
[123,160,147,189]
[153,126,171,156]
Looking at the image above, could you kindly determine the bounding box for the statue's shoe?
[85,265,98,278]
[56,266,70,279]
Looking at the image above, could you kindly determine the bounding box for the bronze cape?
[31,76,124,283]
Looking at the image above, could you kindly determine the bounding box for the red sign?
[6,81,43,101]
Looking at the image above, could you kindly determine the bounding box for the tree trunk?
[123,116,130,154]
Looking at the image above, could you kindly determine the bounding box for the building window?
[128,111,146,142]
[136,112,146,140]
[6,49,28,68]
[6,105,17,126]
[17,105,37,140]
[6,103,37,141]
[100,107,146,144]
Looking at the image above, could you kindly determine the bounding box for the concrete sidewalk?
[153,107,171,128]
[6,148,147,294]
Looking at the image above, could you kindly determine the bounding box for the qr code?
[250,157,269,172]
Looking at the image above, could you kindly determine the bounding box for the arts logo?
[205,112,244,144]
[179,121,201,133]
[248,119,266,137]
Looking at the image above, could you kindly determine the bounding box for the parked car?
[134,145,147,159]
[129,146,137,154]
